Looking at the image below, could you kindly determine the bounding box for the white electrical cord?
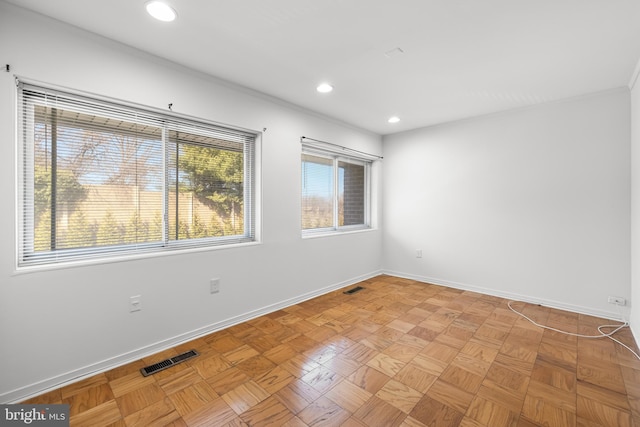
[507,301,640,361]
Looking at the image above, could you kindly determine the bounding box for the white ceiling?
[6,0,640,135]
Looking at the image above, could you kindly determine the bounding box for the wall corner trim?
[629,57,640,91]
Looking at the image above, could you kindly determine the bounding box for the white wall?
[382,89,631,320]
[0,3,382,402]
[631,61,640,339]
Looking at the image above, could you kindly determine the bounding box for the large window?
[17,82,256,267]
[301,144,371,233]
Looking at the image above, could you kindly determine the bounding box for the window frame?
[301,145,372,236]
[16,80,259,268]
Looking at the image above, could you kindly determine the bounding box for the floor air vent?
[140,349,199,377]
[344,286,365,295]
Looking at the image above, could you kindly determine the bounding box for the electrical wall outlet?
[129,295,142,312]
[210,278,220,294]
[608,296,626,306]
[416,249,422,258]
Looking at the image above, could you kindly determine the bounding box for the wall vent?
[344,286,365,295]
[140,349,199,376]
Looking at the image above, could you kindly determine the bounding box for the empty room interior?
[2,0,640,426]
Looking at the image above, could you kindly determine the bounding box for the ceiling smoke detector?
[384,48,404,58]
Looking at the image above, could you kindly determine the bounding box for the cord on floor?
[507,300,640,361]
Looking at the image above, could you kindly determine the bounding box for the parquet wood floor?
[23,275,640,426]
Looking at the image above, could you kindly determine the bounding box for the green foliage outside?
[177,144,243,220]
[32,129,245,253]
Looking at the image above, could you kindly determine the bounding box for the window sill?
[14,240,262,275]
[301,227,375,240]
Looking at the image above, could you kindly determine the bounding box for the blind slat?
[18,81,256,267]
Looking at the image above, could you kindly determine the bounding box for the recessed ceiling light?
[316,83,333,93]
[146,1,177,22]
[388,116,400,123]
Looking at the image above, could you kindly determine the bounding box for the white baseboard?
[2,270,383,404]
[382,269,628,322]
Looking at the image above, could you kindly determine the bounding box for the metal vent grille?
[344,286,365,295]
[140,349,199,377]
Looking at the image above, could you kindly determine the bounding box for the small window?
[17,81,257,267]
[301,144,372,234]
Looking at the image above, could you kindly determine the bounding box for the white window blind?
[302,153,335,229]
[301,141,372,233]
[18,81,256,267]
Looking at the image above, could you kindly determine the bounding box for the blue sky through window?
[302,157,344,198]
